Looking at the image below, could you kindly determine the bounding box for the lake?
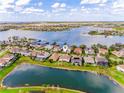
[0,27,124,47]
[3,64,124,93]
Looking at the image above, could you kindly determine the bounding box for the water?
[0,27,124,46]
[3,64,124,93]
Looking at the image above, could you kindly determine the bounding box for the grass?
[108,67,124,86]
[113,27,124,31]
[0,50,9,58]
[0,87,83,93]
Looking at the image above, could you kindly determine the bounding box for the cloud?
[0,0,15,12]
[51,2,67,13]
[22,7,44,14]
[0,0,15,5]
[51,2,66,9]
[16,0,31,6]
[70,8,78,12]
[112,0,124,8]
[111,0,124,15]
[38,2,42,6]
[80,0,107,4]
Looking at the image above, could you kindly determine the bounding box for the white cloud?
[111,0,124,15]
[60,3,66,8]
[0,0,14,5]
[80,0,107,4]
[51,2,66,9]
[70,8,78,12]
[38,2,42,6]
[51,2,67,13]
[51,2,60,8]
[16,0,31,6]
[14,6,23,12]
[22,7,44,14]
[0,0,15,13]
[81,8,89,13]
[112,0,124,8]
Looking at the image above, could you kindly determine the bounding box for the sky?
[0,0,124,22]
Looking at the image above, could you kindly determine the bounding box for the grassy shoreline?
[0,86,84,93]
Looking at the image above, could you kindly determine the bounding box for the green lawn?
[0,50,9,58]
[108,67,124,86]
[113,27,124,31]
[0,87,82,93]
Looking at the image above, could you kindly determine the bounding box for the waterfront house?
[98,48,108,55]
[20,50,31,56]
[73,47,82,55]
[112,49,124,58]
[84,56,95,64]
[53,45,62,52]
[71,56,83,66]
[59,54,71,62]
[30,51,37,59]
[30,43,45,49]
[10,47,20,54]
[116,65,124,72]
[44,44,53,50]
[0,54,16,67]
[35,51,50,61]
[85,48,95,55]
[95,56,108,66]
[49,53,60,61]
[0,59,6,67]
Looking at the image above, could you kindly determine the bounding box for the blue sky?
[0,0,124,22]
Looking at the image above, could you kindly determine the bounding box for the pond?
[0,27,124,47]
[3,64,124,93]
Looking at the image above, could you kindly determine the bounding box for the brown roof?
[49,53,60,61]
[59,54,71,61]
[112,49,124,57]
[99,48,108,55]
[84,56,95,64]
[74,48,82,55]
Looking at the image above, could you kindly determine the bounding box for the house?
[30,43,45,49]
[0,59,6,67]
[0,54,16,67]
[62,45,72,53]
[10,47,20,54]
[84,56,95,64]
[31,51,37,57]
[71,56,83,66]
[59,54,71,62]
[112,49,124,58]
[73,47,82,55]
[20,50,31,56]
[35,51,50,61]
[85,48,95,55]
[116,65,124,72]
[44,44,53,50]
[95,56,108,66]
[98,48,108,55]
[49,53,60,61]
[53,45,61,52]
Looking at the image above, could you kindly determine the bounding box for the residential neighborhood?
[0,36,124,69]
